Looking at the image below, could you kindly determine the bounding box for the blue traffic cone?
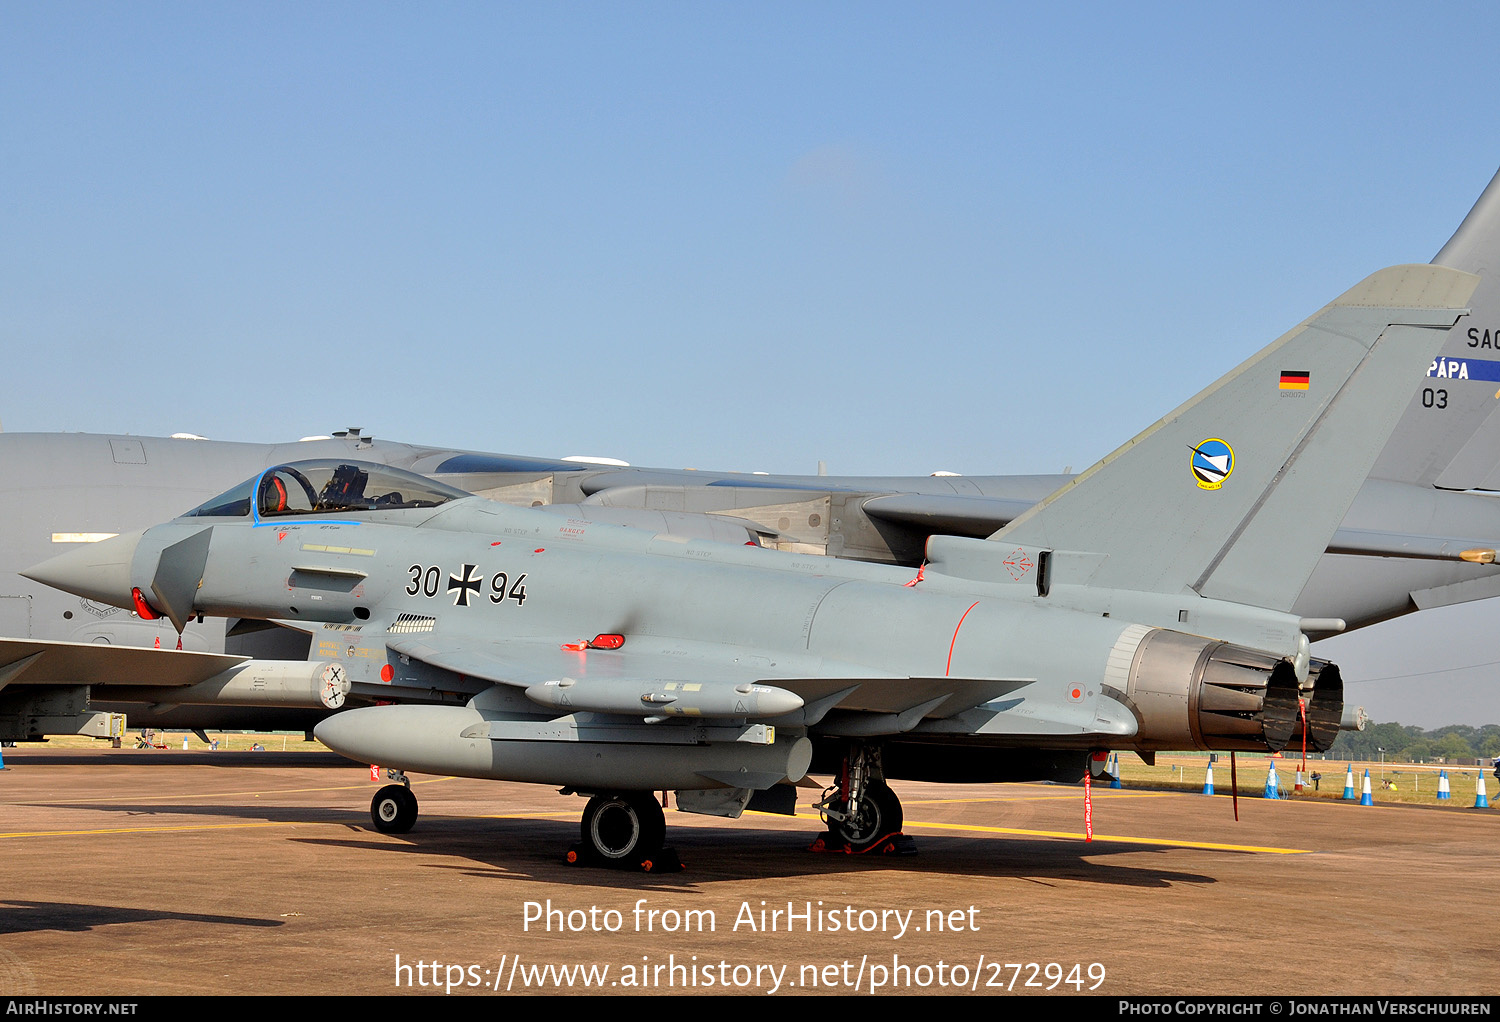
[1109,753,1123,789]
[1359,769,1373,806]
[1437,770,1450,800]
[1342,763,1355,800]
[1202,761,1215,795]
[1476,771,1490,809]
[0,743,6,770]
[1264,761,1281,799]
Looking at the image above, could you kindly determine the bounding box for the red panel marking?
[380,664,394,682]
[490,541,503,546]
[945,601,980,677]
[534,548,545,554]
[1003,547,1032,580]
[131,587,160,621]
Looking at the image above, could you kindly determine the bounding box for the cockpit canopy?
[184,460,473,519]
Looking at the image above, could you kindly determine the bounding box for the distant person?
[1311,771,1322,791]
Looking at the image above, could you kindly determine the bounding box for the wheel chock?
[564,844,685,872]
[807,831,917,856]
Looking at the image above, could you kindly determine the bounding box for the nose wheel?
[371,783,418,833]
[827,780,903,849]
[568,792,681,871]
[812,743,915,855]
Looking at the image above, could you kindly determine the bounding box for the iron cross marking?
[448,563,482,607]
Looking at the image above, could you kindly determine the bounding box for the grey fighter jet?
[8,168,1500,744]
[25,260,1476,865]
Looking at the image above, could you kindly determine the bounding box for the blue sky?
[4,4,1499,726]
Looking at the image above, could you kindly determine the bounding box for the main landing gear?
[371,771,418,834]
[564,786,684,870]
[567,791,682,872]
[812,744,916,855]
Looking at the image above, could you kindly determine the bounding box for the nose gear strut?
[810,743,915,855]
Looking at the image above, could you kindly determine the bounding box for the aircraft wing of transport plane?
[24,261,1479,867]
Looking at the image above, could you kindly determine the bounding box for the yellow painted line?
[900,819,1309,853]
[0,820,322,840]
[478,811,578,820]
[783,811,1308,854]
[3,804,1307,853]
[2,808,575,839]
[903,791,1181,805]
[10,775,454,806]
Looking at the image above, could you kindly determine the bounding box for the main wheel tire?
[371,784,418,833]
[580,792,666,862]
[831,781,902,850]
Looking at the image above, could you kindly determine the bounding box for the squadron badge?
[1189,438,1234,490]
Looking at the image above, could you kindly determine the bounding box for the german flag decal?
[1279,370,1310,391]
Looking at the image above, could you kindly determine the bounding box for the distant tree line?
[1326,721,1500,764]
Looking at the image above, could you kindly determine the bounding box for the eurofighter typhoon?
[26,261,1477,867]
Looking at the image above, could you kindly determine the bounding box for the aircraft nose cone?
[20,528,146,606]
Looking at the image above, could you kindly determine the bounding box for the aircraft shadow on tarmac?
[288,819,1224,891]
[0,899,282,936]
[36,797,1224,889]
[19,798,365,826]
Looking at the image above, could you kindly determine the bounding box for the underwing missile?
[523,678,803,719]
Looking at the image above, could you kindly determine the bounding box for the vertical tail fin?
[1371,167,1500,488]
[992,264,1477,611]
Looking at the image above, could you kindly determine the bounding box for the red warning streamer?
[1084,768,1093,842]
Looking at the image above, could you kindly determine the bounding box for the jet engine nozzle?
[1123,629,1343,754]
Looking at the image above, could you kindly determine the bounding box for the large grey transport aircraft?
[26,257,1478,865]
[7,168,1500,744]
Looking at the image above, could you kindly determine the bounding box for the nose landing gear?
[811,744,915,855]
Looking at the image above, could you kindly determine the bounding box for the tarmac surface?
[0,746,1493,997]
